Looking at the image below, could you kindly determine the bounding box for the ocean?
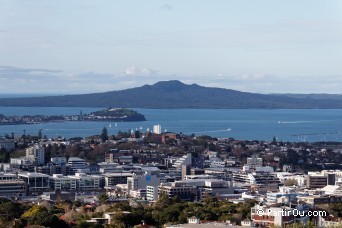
[0,107,342,142]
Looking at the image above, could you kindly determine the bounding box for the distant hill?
[274,93,342,100]
[1,80,342,108]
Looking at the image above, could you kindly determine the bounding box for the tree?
[100,127,109,142]
[0,200,27,222]
[98,194,108,204]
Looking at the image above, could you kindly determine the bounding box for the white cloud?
[160,4,173,11]
[125,66,157,76]
[125,66,138,76]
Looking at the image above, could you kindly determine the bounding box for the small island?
[0,108,146,125]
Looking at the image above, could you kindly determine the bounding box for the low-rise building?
[68,173,100,190]
[0,179,26,198]
[297,195,342,205]
[251,204,297,227]
[158,182,197,201]
[0,172,17,180]
[18,172,50,194]
[50,174,77,190]
[103,173,133,188]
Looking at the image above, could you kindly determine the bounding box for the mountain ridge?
[0,80,342,108]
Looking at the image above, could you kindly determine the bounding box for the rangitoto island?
[0,108,146,125]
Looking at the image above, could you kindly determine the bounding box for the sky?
[0,0,341,94]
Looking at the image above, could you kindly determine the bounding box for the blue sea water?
[0,107,342,142]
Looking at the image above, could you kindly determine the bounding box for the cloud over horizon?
[0,66,341,95]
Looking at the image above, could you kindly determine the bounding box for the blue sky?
[0,0,341,94]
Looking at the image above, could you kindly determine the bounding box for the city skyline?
[0,0,341,94]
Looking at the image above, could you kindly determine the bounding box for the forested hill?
[0,80,342,108]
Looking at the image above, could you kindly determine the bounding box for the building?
[307,173,327,189]
[251,204,296,227]
[68,157,90,173]
[321,185,342,195]
[103,173,133,187]
[50,174,77,190]
[127,172,164,192]
[247,154,263,168]
[318,215,342,228]
[0,139,15,151]
[68,173,100,190]
[182,165,191,180]
[36,164,75,176]
[0,179,26,198]
[153,124,162,134]
[18,172,50,194]
[173,154,192,169]
[170,179,233,200]
[266,187,309,204]
[10,157,35,166]
[161,132,178,143]
[51,157,67,165]
[41,190,75,201]
[191,168,205,175]
[118,156,133,164]
[158,182,197,201]
[146,185,159,201]
[297,195,342,205]
[0,172,17,180]
[233,171,281,191]
[26,144,45,165]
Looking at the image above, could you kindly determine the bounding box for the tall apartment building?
[153,124,162,134]
[26,144,45,165]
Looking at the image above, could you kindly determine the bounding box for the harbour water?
[0,107,342,142]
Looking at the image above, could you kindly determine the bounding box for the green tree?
[0,200,27,222]
[101,127,109,142]
[98,194,109,204]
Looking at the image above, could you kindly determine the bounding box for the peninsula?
[0,108,146,125]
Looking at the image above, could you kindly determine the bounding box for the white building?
[50,174,77,190]
[153,124,162,134]
[18,172,50,193]
[26,144,45,165]
[68,157,90,173]
[127,172,165,192]
[10,157,35,166]
[146,185,159,201]
[51,157,67,165]
[321,185,342,195]
[247,154,263,168]
[173,154,192,169]
[103,173,133,187]
[68,173,100,190]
